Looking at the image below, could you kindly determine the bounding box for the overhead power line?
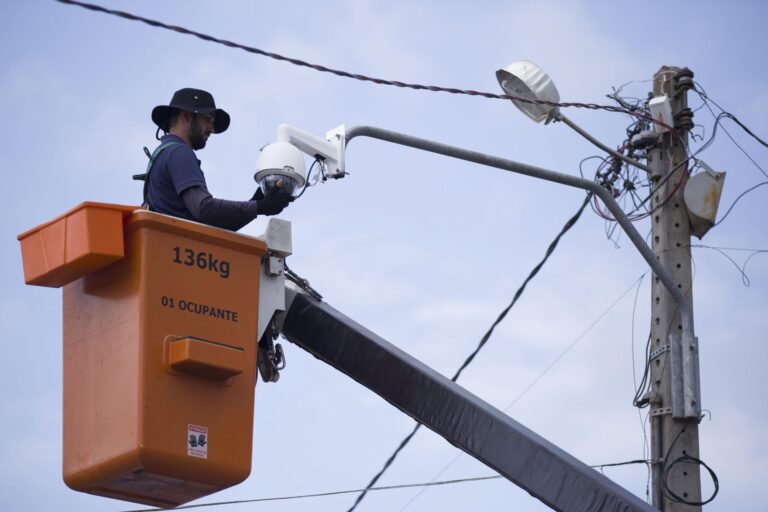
[59,0,644,117]
[690,244,768,287]
[116,457,648,512]
[347,193,593,511]
[715,180,768,226]
[399,272,649,511]
[119,475,503,512]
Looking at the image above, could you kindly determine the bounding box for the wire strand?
[660,424,719,506]
[715,180,768,226]
[345,193,593,511]
[690,244,768,287]
[58,0,651,118]
[399,272,650,510]
[113,455,651,512]
[118,475,505,512]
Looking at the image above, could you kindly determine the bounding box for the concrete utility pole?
[647,65,702,511]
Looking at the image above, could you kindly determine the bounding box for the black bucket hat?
[152,88,230,134]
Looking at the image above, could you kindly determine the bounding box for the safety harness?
[132,141,181,209]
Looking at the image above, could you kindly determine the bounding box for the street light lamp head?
[255,141,307,197]
[496,60,561,123]
[495,61,652,173]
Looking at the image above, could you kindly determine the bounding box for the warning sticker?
[187,424,208,459]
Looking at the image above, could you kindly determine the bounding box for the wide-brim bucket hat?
[152,88,230,133]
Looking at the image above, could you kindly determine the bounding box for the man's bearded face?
[189,113,214,150]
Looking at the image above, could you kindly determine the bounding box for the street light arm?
[557,114,652,174]
[345,125,694,341]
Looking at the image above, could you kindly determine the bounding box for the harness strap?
[133,141,181,209]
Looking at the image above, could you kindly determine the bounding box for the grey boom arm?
[276,285,653,512]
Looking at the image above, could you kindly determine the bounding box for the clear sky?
[2,1,767,511]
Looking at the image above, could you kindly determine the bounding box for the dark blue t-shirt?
[147,135,206,220]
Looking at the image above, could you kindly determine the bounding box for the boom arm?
[275,283,654,512]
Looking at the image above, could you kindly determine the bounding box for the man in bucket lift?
[137,88,292,231]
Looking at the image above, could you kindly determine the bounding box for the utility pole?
[647,65,702,511]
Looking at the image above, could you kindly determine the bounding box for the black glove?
[251,187,265,201]
[256,190,293,216]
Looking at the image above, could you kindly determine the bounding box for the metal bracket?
[669,333,701,419]
[682,335,701,418]
[669,333,684,418]
[265,255,284,277]
[650,344,669,361]
[650,407,673,417]
[256,219,292,342]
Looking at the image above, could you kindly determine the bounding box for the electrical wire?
[113,455,652,512]
[629,269,651,410]
[689,244,768,287]
[595,459,650,472]
[117,475,505,512]
[632,333,652,408]
[346,194,593,512]
[295,157,323,199]
[694,82,768,150]
[629,276,650,402]
[579,85,687,227]
[61,0,712,231]
[693,83,768,181]
[591,74,768,230]
[660,424,719,506]
[715,180,768,226]
[57,0,667,121]
[629,275,651,502]
[399,272,650,511]
[66,0,768,234]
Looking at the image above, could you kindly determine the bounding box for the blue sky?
[2,1,767,511]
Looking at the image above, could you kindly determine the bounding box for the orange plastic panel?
[17,202,138,287]
[61,209,267,507]
[167,336,245,381]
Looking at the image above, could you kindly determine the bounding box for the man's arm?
[181,185,290,231]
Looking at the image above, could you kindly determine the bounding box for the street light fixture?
[495,61,561,123]
[496,60,652,173]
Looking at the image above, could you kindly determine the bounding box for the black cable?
[346,193,593,512]
[660,425,719,506]
[295,158,321,199]
[723,111,768,149]
[398,273,649,511]
[284,262,323,301]
[693,85,768,179]
[56,0,652,119]
[618,83,766,220]
[595,459,649,470]
[696,245,752,286]
[695,82,768,149]
[118,475,504,512]
[690,244,768,287]
[715,180,768,226]
[449,194,593,382]
[114,455,651,512]
[629,273,651,409]
[632,333,652,408]
[628,256,648,403]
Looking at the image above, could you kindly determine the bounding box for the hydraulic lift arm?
[274,283,654,512]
